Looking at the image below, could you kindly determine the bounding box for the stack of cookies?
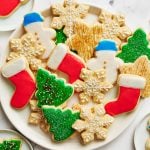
[1,0,150,145]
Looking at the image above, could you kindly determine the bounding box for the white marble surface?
[1,0,150,149]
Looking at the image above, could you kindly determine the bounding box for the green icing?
[55,28,67,44]
[117,29,150,63]
[42,106,80,141]
[0,140,21,150]
[36,68,74,108]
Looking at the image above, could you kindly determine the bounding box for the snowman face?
[87,50,123,83]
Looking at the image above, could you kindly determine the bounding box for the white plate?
[0,0,34,31]
[0,129,33,150]
[0,5,145,150]
[134,113,150,150]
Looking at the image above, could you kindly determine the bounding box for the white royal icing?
[47,44,68,70]
[118,74,146,89]
[25,22,56,59]
[2,57,27,78]
[87,50,123,83]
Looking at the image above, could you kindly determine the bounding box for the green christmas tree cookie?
[117,29,150,63]
[0,139,21,150]
[55,28,67,44]
[36,68,74,108]
[42,106,80,141]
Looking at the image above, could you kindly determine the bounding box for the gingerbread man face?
[87,40,123,84]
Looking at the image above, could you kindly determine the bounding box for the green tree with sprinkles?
[117,29,150,63]
[36,68,74,108]
[0,139,21,150]
[42,106,80,141]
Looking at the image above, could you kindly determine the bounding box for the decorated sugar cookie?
[74,68,113,104]
[23,12,56,59]
[87,40,123,84]
[9,33,45,71]
[72,104,114,144]
[67,20,102,61]
[55,28,67,44]
[0,0,29,18]
[99,10,132,46]
[2,57,36,109]
[36,68,74,108]
[28,100,49,133]
[105,74,146,116]
[0,139,21,150]
[119,56,150,98]
[47,43,85,83]
[51,0,89,37]
[117,29,150,63]
[42,106,80,142]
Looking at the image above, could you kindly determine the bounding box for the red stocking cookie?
[47,44,85,83]
[2,57,36,109]
[105,74,146,116]
[0,0,29,18]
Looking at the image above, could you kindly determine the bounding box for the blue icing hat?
[96,40,118,51]
[23,12,44,26]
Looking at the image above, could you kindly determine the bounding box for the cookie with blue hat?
[87,39,123,84]
[23,12,56,59]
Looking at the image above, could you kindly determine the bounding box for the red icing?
[105,86,141,116]
[0,0,21,17]
[58,53,85,83]
[9,70,36,109]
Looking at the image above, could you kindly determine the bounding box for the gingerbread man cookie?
[23,12,56,59]
[99,10,132,46]
[9,33,45,71]
[74,68,113,104]
[67,20,102,61]
[72,104,114,144]
[0,0,29,18]
[87,40,123,84]
[51,0,89,37]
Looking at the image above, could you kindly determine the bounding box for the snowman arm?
[116,57,124,68]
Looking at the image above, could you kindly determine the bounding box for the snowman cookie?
[87,40,123,84]
[23,12,56,59]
